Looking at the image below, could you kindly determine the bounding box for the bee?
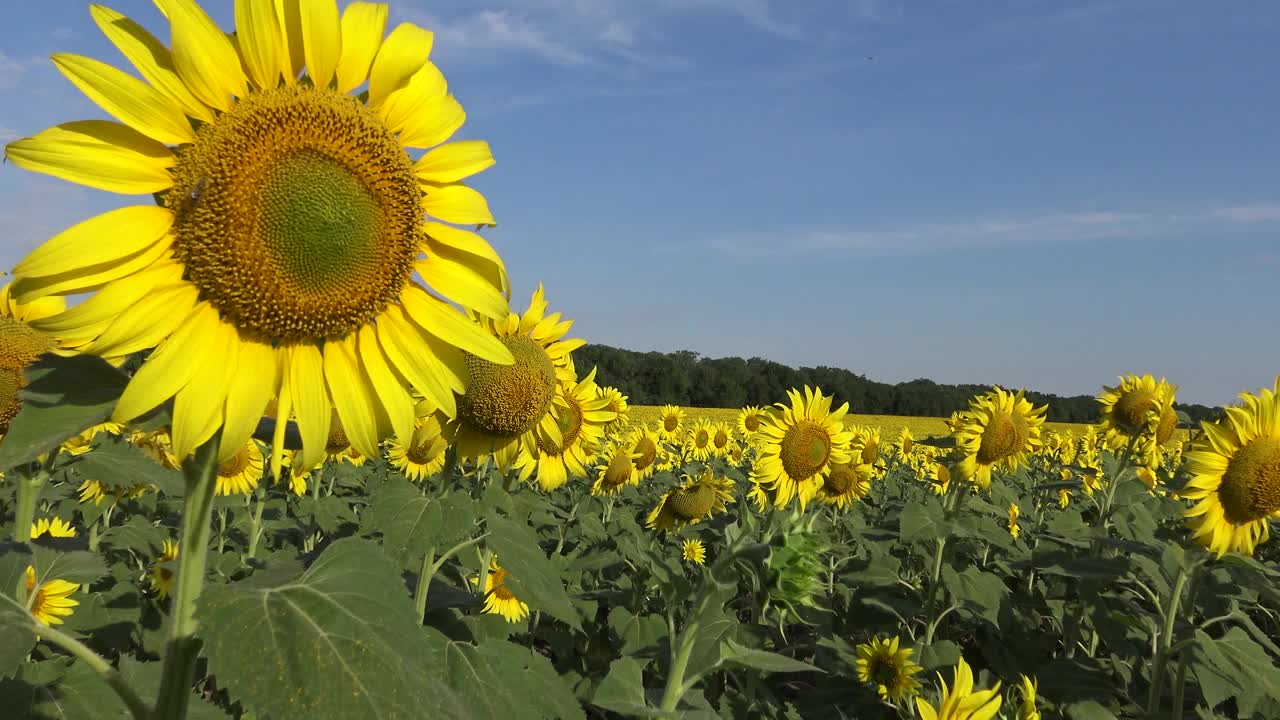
[189,176,209,205]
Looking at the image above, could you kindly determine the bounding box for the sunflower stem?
[414,546,437,621]
[245,488,266,561]
[37,623,151,720]
[152,430,222,720]
[658,618,700,713]
[1145,561,1193,716]
[13,465,47,544]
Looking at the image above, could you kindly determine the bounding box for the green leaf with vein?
[425,630,585,720]
[485,515,582,631]
[72,435,183,497]
[0,354,129,471]
[196,537,469,720]
[363,478,475,569]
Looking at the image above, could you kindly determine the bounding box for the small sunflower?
[928,461,953,497]
[148,539,179,600]
[31,517,77,539]
[626,424,663,480]
[1097,374,1179,464]
[681,538,706,566]
[658,404,685,441]
[1007,503,1021,539]
[598,385,629,433]
[816,461,873,509]
[387,411,451,482]
[591,440,639,496]
[1058,488,1072,509]
[61,420,125,456]
[215,439,264,496]
[915,657,1002,720]
[898,427,915,460]
[751,386,854,510]
[851,426,882,468]
[737,405,767,438]
[709,422,734,458]
[684,419,715,462]
[516,366,616,492]
[1181,376,1280,558]
[646,469,735,532]
[477,556,529,623]
[746,481,770,513]
[855,635,923,703]
[953,387,1048,490]
[1017,675,1041,720]
[25,565,79,626]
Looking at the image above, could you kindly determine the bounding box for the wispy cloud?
[704,204,1280,258]
[406,10,589,66]
[0,52,29,91]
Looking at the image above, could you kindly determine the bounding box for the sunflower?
[61,420,126,456]
[915,657,1003,720]
[816,461,873,509]
[658,405,685,441]
[477,556,529,624]
[279,449,319,497]
[451,285,583,470]
[646,469,735,532]
[953,387,1048,490]
[737,405,767,438]
[851,426,882,467]
[130,428,180,470]
[709,422,734,458]
[685,419,715,462]
[515,366,616,492]
[855,635,923,703]
[598,385,629,433]
[655,448,681,473]
[591,440,639,496]
[6,1,517,473]
[751,386,854,511]
[898,427,915,460]
[1058,488,1072,509]
[626,424,663,481]
[387,411,451,482]
[31,517,77,539]
[1007,503,1021,539]
[1097,374,1179,465]
[24,565,79,626]
[148,539,179,600]
[215,439,264,496]
[1181,376,1280,558]
[928,461,953,497]
[746,481,770,513]
[727,441,748,466]
[0,283,65,439]
[681,538,707,565]
[1017,675,1041,720]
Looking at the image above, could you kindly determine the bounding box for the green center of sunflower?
[602,451,633,487]
[536,395,584,455]
[976,411,1028,465]
[669,482,717,520]
[218,445,251,478]
[1113,389,1161,435]
[169,85,422,342]
[1218,437,1280,524]
[0,317,54,435]
[779,421,832,481]
[459,335,557,439]
[823,464,857,496]
[633,435,658,472]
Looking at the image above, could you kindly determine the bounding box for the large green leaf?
[196,537,469,720]
[0,594,37,680]
[71,436,183,497]
[941,566,1009,627]
[363,478,475,569]
[0,355,130,471]
[899,500,949,544]
[485,515,582,632]
[426,631,585,720]
[592,657,667,718]
[719,639,820,674]
[1189,627,1280,717]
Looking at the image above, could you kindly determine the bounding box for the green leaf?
[719,639,819,674]
[28,658,126,720]
[918,640,961,672]
[1189,627,1280,716]
[941,566,1009,627]
[485,515,582,632]
[428,632,586,720]
[899,500,948,544]
[609,607,668,656]
[72,436,183,497]
[363,478,474,569]
[1065,700,1118,720]
[593,657,666,717]
[0,595,36,680]
[196,537,468,720]
[0,355,130,471]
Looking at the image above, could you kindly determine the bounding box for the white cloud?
[410,10,589,65]
[1209,204,1280,222]
[0,53,29,91]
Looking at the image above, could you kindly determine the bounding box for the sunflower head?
[0,285,63,436]
[817,461,873,509]
[738,405,767,436]
[31,517,77,540]
[658,404,685,440]
[751,386,853,510]
[1097,374,1180,462]
[855,636,923,703]
[458,334,557,441]
[684,419,715,461]
[591,441,638,496]
[479,556,530,624]
[953,387,1047,490]
[680,538,706,565]
[915,657,1002,720]
[645,469,735,532]
[215,440,264,496]
[24,565,79,626]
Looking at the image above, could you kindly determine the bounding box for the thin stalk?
[152,431,222,720]
[245,489,266,561]
[1168,566,1205,719]
[13,467,47,597]
[38,624,151,720]
[658,619,700,712]
[1145,564,1190,715]
[414,546,437,621]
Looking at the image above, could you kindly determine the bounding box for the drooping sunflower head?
[387,411,451,482]
[0,283,64,437]
[658,404,685,441]
[751,386,854,511]
[215,439,264,496]
[1181,376,1280,558]
[816,461,873,510]
[479,556,530,624]
[684,419,716,461]
[680,538,706,566]
[590,440,639,496]
[1097,374,1180,453]
[24,565,79,626]
[7,0,521,471]
[855,635,924,703]
[646,469,735,532]
[766,523,828,619]
[953,387,1048,490]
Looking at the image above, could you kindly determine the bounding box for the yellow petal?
[270,355,292,480]
[171,317,239,458]
[160,0,248,112]
[15,205,174,278]
[219,335,277,463]
[357,324,414,447]
[423,222,507,290]
[323,335,381,459]
[415,253,507,320]
[376,61,446,133]
[288,343,331,471]
[82,282,199,357]
[397,94,465,150]
[4,120,175,195]
[90,5,215,124]
[234,0,282,89]
[414,141,495,184]
[300,0,341,89]
[422,183,494,226]
[334,2,387,94]
[376,305,457,417]
[10,233,175,305]
[112,302,216,424]
[274,0,306,83]
[52,54,196,146]
[399,285,513,365]
[367,22,433,109]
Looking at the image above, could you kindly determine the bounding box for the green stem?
[1146,564,1191,715]
[476,548,493,598]
[152,431,222,720]
[658,619,700,712]
[414,546,437,621]
[13,467,47,543]
[245,489,266,561]
[1168,565,1204,718]
[215,508,227,556]
[38,624,151,720]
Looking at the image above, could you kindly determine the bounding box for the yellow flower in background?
[928,461,953,497]
[148,539,179,600]
[915,657,1002,720]
[954,387,1047,490]
[1017,675,1042,720]
[898,426,915,459]
[855,635,923,703]
[591,440,639,496]
[1097,374,1179,465]
[1007,503,1022,539]
[746,481,770,513]
[5,0,516,473]
[1058,488,1072,509]
[1182,376,1280,558]
[215,440,264,496]
[61,420,125,456]
[658,404,685,441]
[625,424,663,481]
[751,386,854,511]
[25,565,79,626]
[477,556,529,624]
[816,461,873,510]
[681,538,706,565]
[709,422,734,458]
[598,385,630,433]
[685,419,715,462]
[387,411,451,482]
[647,469,735,532]
[31,517,77,539]
[851,425,882,468]
[0,283,65,439]
[515,366,616,492]
[737,405,767,438]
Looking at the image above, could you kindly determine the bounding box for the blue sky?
[1,0,1277,407]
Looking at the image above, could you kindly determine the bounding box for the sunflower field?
[2,2,1280,720]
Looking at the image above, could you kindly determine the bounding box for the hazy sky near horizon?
[0,0,1276,407]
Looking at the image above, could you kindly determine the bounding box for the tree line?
[574,344,1221,426]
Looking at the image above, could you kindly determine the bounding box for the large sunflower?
[6,1,516,473]
[1181,376,1280,558]
[451,285,583,470]
[515,366,615,492]
[1097,374,1180,466]
[953,387,1047,490]
[0,283,65,438]
[751,386,854,511]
